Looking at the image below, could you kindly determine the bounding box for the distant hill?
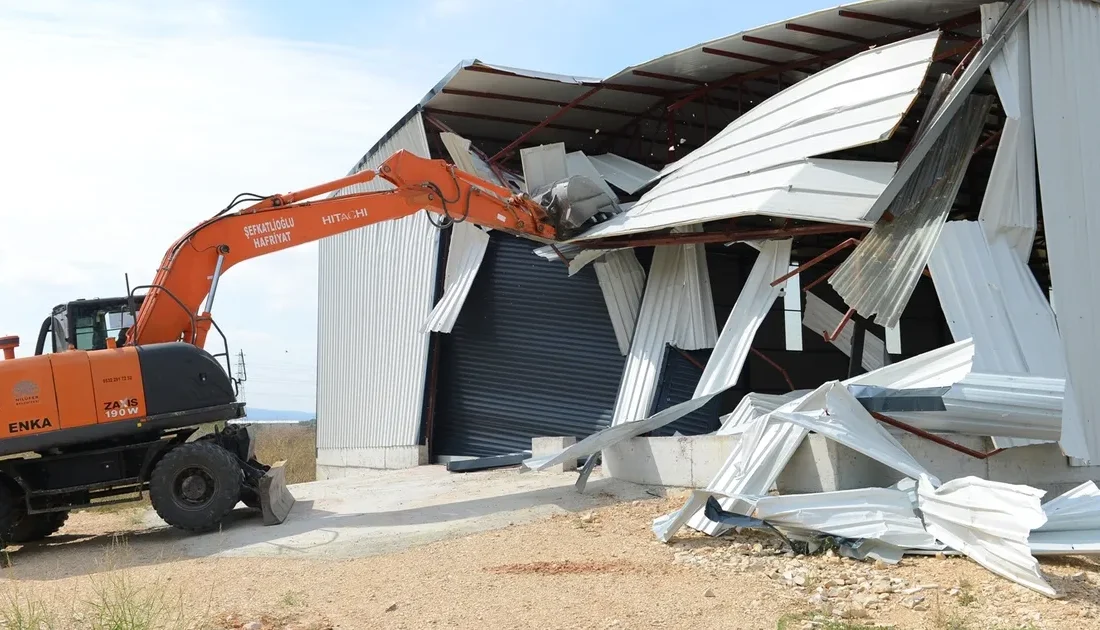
[242,407,315,422]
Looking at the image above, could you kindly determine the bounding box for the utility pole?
[235,349,248,403]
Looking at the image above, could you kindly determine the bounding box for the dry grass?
[250,424,316,484]
[0,540,214,630]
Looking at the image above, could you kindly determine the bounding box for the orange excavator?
[0,150,591,543]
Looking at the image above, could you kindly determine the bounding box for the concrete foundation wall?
[603,435,740,487]
[778,432,1100,497]
[316,446,428,479]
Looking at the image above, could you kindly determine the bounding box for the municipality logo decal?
[13,380,39,398]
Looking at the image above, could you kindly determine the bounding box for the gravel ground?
[1,492,1098,629]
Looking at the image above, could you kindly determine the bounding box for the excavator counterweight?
[0,150,583,546]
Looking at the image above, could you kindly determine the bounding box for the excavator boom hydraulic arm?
[130,150,564,348]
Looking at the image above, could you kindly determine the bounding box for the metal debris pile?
[515,0,1100,600]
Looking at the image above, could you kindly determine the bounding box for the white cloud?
[0,1,424,412]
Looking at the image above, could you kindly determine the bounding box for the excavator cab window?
[63,298,142,351]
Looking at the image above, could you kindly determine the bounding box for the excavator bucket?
[257,460,295,525]
[530,175,623,239]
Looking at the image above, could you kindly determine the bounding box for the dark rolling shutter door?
[649,347,723,436]
[433,232,628,457]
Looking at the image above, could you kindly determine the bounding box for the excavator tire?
[0,483,26,548]
[7,511,69,544]
[149,441,243,532]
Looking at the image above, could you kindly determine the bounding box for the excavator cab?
[35,296,144,355]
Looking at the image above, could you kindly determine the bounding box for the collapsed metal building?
[315,0,1098,490]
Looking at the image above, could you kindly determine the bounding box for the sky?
[0,0,829,413]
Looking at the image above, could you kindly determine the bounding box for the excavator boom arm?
[129,149,562,347]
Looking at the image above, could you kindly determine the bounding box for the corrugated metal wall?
[1028,0,1100,463]
[316,113,440,452]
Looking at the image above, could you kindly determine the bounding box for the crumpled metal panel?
[718,392,805,435]
[862,0,1035,223]
[522,388,728,472]
[1029,0,1100,466]
[670,238,719,351]
[566,152,620,202]
[575,159,898,241]
[829,94,993,328]
[746,487,940,550]
[917,474,1055,597]
[422,223,490,334]
[571,32,943,241]
[672,339,975,538]
[978,3,1038,261]
[769,383,935,483]
[586,153,658,195]
[802,292,885,372]
[593,250,646,356]
[1037,480,1100,533]
[654,384,832,541]
[926,220,1085,454]
[890,372,1064,441]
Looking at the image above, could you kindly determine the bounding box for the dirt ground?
[0,491,1097,630]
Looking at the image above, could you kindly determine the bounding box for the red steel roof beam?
[631,70,708,86]
[783,23,875,45]
[575,224,868,249]
[442,88,653,121]
[742,35,825,56]
[426,106,632,141]
[488,86,602,163]
[838,9,977,41]
[701,47,784,66]
[667,10,980,112]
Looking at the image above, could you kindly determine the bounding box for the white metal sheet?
[440,131,506,188]
[1029,0,1100,466]
[672,339,976,538]
[316,113,439,453]
[802,292,885,372]
[748,488,940,550]
[979,3,1039,261]
[927,220,1083,453]
[593,249,646,355]
[519,143,568,194]
[770,383,935,485]
[862,0,1035,223]
[829,94,993,328]
[928,221,1030,374]
[662,31,939,180]
[607,241,688,427]
[566,151,619,202]
[574,158,897,241]
[916,475,1055,597]
[572,32,942,241]
[655,383,833,541]
[523,388,729,472]
[422,223,490,334]
[1037,480,1100,532]
[718,391,805,435]
[890,372,1063,440]
[671,236,719,351]
[586,153,658,195]
[693,240,791,396]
